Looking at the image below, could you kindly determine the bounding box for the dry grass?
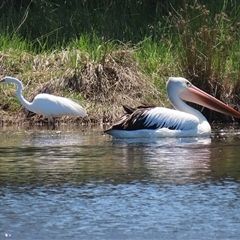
[0,48,163,126]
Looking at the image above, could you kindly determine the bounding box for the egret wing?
[32,94,86,117]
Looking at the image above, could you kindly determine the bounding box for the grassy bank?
[0,1,240,126]
[0,37,174,125]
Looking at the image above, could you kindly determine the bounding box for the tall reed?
[172,1,240,121]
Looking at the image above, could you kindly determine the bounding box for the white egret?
[0,76,87,127]
[105,77,240,138]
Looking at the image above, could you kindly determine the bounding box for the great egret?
[105,77,240,138]
[0,76,87,127]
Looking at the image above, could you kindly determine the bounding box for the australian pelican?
[104,77,240,138]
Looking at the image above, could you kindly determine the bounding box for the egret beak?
[179,84,240,118]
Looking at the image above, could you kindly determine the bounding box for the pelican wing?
[105,106,199,132]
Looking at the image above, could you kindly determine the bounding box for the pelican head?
[167,77,190,96]
[167,77,240,118]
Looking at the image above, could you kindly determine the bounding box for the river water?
[0,125,240,239]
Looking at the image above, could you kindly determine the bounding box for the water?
[1,125,240,239]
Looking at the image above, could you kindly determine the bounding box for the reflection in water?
[0,128,107,186]
[1,126,240,186]
[1,127,240,186]
[1,126,240,239]
[112,137,212,184]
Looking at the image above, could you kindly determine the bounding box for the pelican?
[0,76,87,128]
[105,77,240,138]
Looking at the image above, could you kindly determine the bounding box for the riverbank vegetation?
[0,0,240,125]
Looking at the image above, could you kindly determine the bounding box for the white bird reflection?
[5,127,213,185]
[112,137,212,184]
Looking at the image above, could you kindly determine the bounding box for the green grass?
[0,34,31,52]
[133,37,178,97]
[68,35,119,63]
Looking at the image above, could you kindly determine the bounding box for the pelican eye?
[186,81,191,88]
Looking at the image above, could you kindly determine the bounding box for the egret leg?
[48,116,56,130]
[51,119,56,130]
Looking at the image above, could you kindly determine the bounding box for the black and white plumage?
[105,77,240,138]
